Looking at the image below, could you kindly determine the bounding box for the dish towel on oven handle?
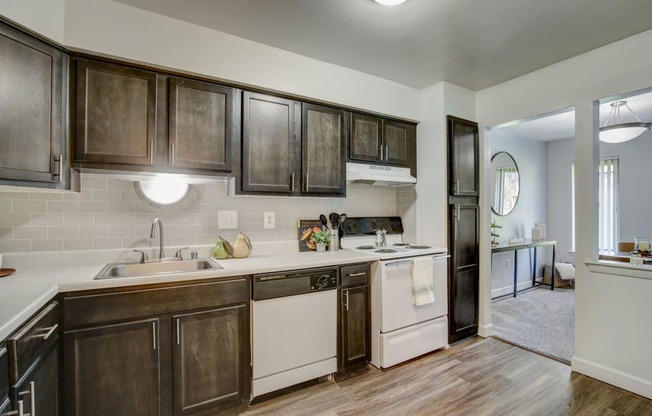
[412,256,435,305]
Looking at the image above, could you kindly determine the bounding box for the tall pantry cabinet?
[447,115,480,344]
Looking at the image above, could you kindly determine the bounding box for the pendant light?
[374,0,407,6]
[599,100,652,143]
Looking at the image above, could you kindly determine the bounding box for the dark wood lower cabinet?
[64,318,160,416]
[448,204,479,344]
[173,305,246,416]
[340,285,370,370]
[13,343,60,416]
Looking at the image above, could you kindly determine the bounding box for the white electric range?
[340,217,449,369]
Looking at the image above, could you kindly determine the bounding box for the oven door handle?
[384,259,414,267]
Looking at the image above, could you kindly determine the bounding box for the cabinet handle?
[379,145,383,161]
[4,400,23,416]
[152,322,157,350]
[41,324,58,340]
[385,145,389,161]
[176,318,180,346]
[291,172,295,191]
[456,205,461,221]
[150,141,155,165]
[455,178,460,194]
[344,291,349,311]
[170,142,175,166]
[18,381,34,416]
[305,172,309,191]
[347,272,366,277]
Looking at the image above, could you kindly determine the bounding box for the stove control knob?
[316,275,330,289]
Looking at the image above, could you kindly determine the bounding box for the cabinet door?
[448,204,479,344]
[242,92,299,193]
[448,116,479,197]
[13,343,59,416]
[0,23,64,183]
[350,113,382,163]
[168,77,235,172]
[0,345,8,411]
[76,59,157,166]
[173,305,246,415]
[382,120,413,167]
[302,103,346,195]
[341,286,370,370]
[64,319,160,416]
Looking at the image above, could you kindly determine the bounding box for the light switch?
[218,210,238,229]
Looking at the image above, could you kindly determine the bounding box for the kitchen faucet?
[150,218,166,259]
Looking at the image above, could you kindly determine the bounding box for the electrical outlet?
[264,211,275,229]
[505,259,511,269]
[218,210,238,229]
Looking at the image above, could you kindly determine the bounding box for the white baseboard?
[491,281,536,298]
[572,356,652,400]
[478,323,494,337]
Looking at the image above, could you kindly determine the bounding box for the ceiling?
[115,0,652,90]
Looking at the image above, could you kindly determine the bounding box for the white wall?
[0,0,65,43]
[416,82,475,246]
[60,0,420,121]
[477,29,652,398]
[490,134,549,297]
[547,138,575,262]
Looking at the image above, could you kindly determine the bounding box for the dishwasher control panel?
[310,273,337,291]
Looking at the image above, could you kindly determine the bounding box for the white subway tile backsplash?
[0,174,416,253]
[30,214,63,226]
[14,226,47,239]
[13,200,47,213]
[32,238,63,252]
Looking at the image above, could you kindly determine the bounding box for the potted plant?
[312,230,331,252]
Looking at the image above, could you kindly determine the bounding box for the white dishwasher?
[251,267,338,399]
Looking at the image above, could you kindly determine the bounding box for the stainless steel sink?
[94,258,223,280]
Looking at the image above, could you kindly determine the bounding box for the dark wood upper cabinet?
[448,116,479,197]
[242,92,299,193]
[75,59,158,167]
[168,77,235,172]
[0,22,68,186]
[302,103,347,195]
[350,114,382,163]
[64,318,160,416]
[173,305,246,415]
[350,113,417,176]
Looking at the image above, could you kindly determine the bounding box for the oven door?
[379,255,448,333]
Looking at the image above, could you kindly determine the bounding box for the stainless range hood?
[346,162,416,186]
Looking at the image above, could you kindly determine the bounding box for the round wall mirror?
[491,152,520,216]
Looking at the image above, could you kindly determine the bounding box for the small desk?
[491,239,557,299]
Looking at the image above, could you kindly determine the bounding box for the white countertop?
[0,246,379,341]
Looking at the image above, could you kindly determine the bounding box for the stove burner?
[407,245,432,249]
[356,245,376,250]
[375,249,398,253]
[393,243,410,246]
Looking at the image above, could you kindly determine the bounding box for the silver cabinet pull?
[176,318,180,346]
[150,141,155,165]
[170,142,175,166]
[41,324,58,340]
[456,178,460,194]
[152,322,157,350]
[347,272,366,277]
[290,172,295,191]
[456,205,461,221]
[5,400,24,416]
[344,291,349,311]
[379,145,383,160]
[384,145,389,161]
[385,259,414,267]
[18,381,34,416]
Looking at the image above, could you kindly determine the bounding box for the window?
[571,157,619,252]
[494,166,519,214]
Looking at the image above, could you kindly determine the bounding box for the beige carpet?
[492,287,575,363]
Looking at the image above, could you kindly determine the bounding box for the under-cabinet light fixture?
[600,100,652,143]
[134,179,190,208]
[374,0,407,6]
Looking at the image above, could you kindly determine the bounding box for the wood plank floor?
[222,337,652,416]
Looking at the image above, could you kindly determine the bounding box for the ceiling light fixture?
[599,100,652,143]
[374,0,407,6]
